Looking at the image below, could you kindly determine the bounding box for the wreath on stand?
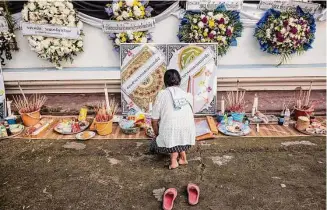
[254,6,316,65]
[0,3,18,66]
[22,0,84,69]
[178,5,243,56]
[105,0,153,52]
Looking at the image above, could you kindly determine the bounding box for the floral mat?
[9,116,326,140]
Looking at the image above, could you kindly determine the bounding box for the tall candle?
[251,107,256,117]
[104,84,110,114]
[148,101,153,113]
[221,97,225,114]
[6,100,12,116]
[253,94,258,111]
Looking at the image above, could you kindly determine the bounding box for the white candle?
[104,84,110,114]
[253,94,258,111]
[221,97,225,114]
[6,100,12,116]
[251,107,256,117]
[148,102,153,113]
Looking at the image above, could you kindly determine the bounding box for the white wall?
[5,15,327,68]
[2,15,326,85]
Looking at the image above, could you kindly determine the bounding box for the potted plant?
[223,87,246,122]
[293,83,317,120]
[94,100,118,136]
[13,94,47,127]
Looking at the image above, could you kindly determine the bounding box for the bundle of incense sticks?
[223,81,246,113]
[95,99,119,122]
[295,82,316,110]
[13,94,47,114]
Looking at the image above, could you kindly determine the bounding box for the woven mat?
[10,116,326,140]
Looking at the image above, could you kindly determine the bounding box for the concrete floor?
[0,137,325,210]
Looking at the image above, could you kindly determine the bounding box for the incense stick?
[294,82,314,110]
[95,98,119,122]
[223,81,246,113]
[13,94,47,113]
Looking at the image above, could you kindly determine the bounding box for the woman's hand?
[151,119,159,137]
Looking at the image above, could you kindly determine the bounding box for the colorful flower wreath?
[22,0,84,69]
[105,0,153,52]
[178,5,243,56]
[254,7,315,65]
[0,6,18,66]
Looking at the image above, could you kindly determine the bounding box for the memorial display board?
[167,44,218,114]
[120,44,167,113]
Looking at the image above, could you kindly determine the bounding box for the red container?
[294,108,313,120]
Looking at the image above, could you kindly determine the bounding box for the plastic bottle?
[284,108,290,126]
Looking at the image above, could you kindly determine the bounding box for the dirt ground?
[0,136,325,210]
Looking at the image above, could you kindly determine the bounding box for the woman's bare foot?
[169,152,179,169]
[169,160,179,169]
[178,159,188,165]
[178,151,188,165]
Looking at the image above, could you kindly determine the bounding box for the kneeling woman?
[151,69,196,169]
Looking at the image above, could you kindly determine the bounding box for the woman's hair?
[164,69,181,87]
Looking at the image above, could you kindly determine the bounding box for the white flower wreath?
[22,0,84,69]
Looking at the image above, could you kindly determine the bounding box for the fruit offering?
[54,118,89,134]
[126,108,146,128]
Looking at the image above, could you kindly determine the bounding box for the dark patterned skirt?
[150,138,191,154]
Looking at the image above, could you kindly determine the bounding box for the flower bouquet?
[254,6,315,65]
[105,0,153,52]
[178,5,243,56]
[22,0,84,69]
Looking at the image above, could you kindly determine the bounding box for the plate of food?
[0,124,25,139]
[295,121,326,136]
[54,118,90,135]
[218,121,251,136]
[76,131,96,141]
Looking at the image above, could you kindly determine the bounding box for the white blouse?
[152,87,196,148]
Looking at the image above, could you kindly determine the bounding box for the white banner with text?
[122,51,165,95]
[186,0,243,11]
[258,0,320,14]
[21,22,81,39]
[102,18,155,33]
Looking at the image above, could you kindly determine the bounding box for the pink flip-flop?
[187,183,200,205]
[162,188,177,210]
